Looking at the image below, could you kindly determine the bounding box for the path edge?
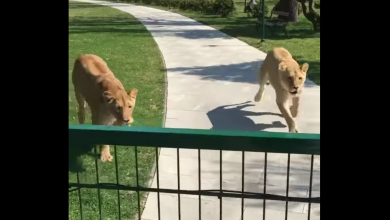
[70,0,168,219]
[104,0,319,86]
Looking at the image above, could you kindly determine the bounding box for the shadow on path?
[207,101,286,132]
[167,61,318,86]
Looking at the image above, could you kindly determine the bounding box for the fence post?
[261,0,265,42]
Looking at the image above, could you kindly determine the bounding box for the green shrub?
[156,0,181,8]
[170,0,181,8]
[178,0,200,10]
[212,0,236,17]
[137,0,235,17]
[143,0,154,4]
[248,2,269,18]
[157,0,169,7]
[200,0,215,14]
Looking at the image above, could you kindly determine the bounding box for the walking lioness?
[254,47,309,133]
[72,54,138,162]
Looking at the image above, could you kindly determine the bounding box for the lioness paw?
[289,127,299,133]
[254,93,261,102]
[100,152,113,162]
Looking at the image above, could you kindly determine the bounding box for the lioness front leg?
[290,96,301,118]
[100,145,113,162]
[276,95,298,133]
[92,113,114,162]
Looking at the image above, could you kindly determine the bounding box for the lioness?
[254,47,309,133]
[72,54,138,162]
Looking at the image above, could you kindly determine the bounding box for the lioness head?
[103,89,138,125]
[278,60,309,95]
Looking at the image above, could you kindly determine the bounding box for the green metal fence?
[69,124,320,220]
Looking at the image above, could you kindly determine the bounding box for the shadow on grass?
[70,15,235,39]
[164,10,319,40]
[219,23,319,41]
[69,2,105,9]
[70,5,318,41]
[70,16,243,40]
[69,142,97,173]
[71,16,233,27]
[70,25,235,39]
[70,16,140,27]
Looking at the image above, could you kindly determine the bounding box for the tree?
[297,0,320,32]
[274,0,320,32]
[274,0,299,22]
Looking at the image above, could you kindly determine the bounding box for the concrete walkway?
[74,1,320,219]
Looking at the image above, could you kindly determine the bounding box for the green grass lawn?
[125,0,320,84]
[69,1,165,219]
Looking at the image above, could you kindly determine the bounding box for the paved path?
[74,1,320,219]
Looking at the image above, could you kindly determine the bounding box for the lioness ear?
[102,91,115,103]
[301,63,309,73]
[278,62,287,71]
[129,89,138,98]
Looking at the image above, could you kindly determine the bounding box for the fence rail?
[69,124,320,220]
[69,124,320,154]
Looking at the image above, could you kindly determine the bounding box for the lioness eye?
[129,105,132,108]
[299,77,302,80]
[117,106,122,111]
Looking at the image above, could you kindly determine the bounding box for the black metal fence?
[69,124,320,220]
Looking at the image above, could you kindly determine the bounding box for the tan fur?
[254,47,309,133]
[72,54,138,162]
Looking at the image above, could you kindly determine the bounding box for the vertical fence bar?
[156,147,161,220]
[177,148,181,220]
[262,153,267,220]
[241,151,245,220]
[114,145,122,220]
[94,148,102,220]
[134,146,141,220]
[307,154,314,220]
[198,148,201,220]
[219,150,222,220]
[76,172,83,220]
[285,154,291,220]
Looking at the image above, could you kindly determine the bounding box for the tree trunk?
[297,0,320,32]
[274,0,299,22]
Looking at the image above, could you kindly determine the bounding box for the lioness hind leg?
[254,67,269,102]
[75,89,86,124]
